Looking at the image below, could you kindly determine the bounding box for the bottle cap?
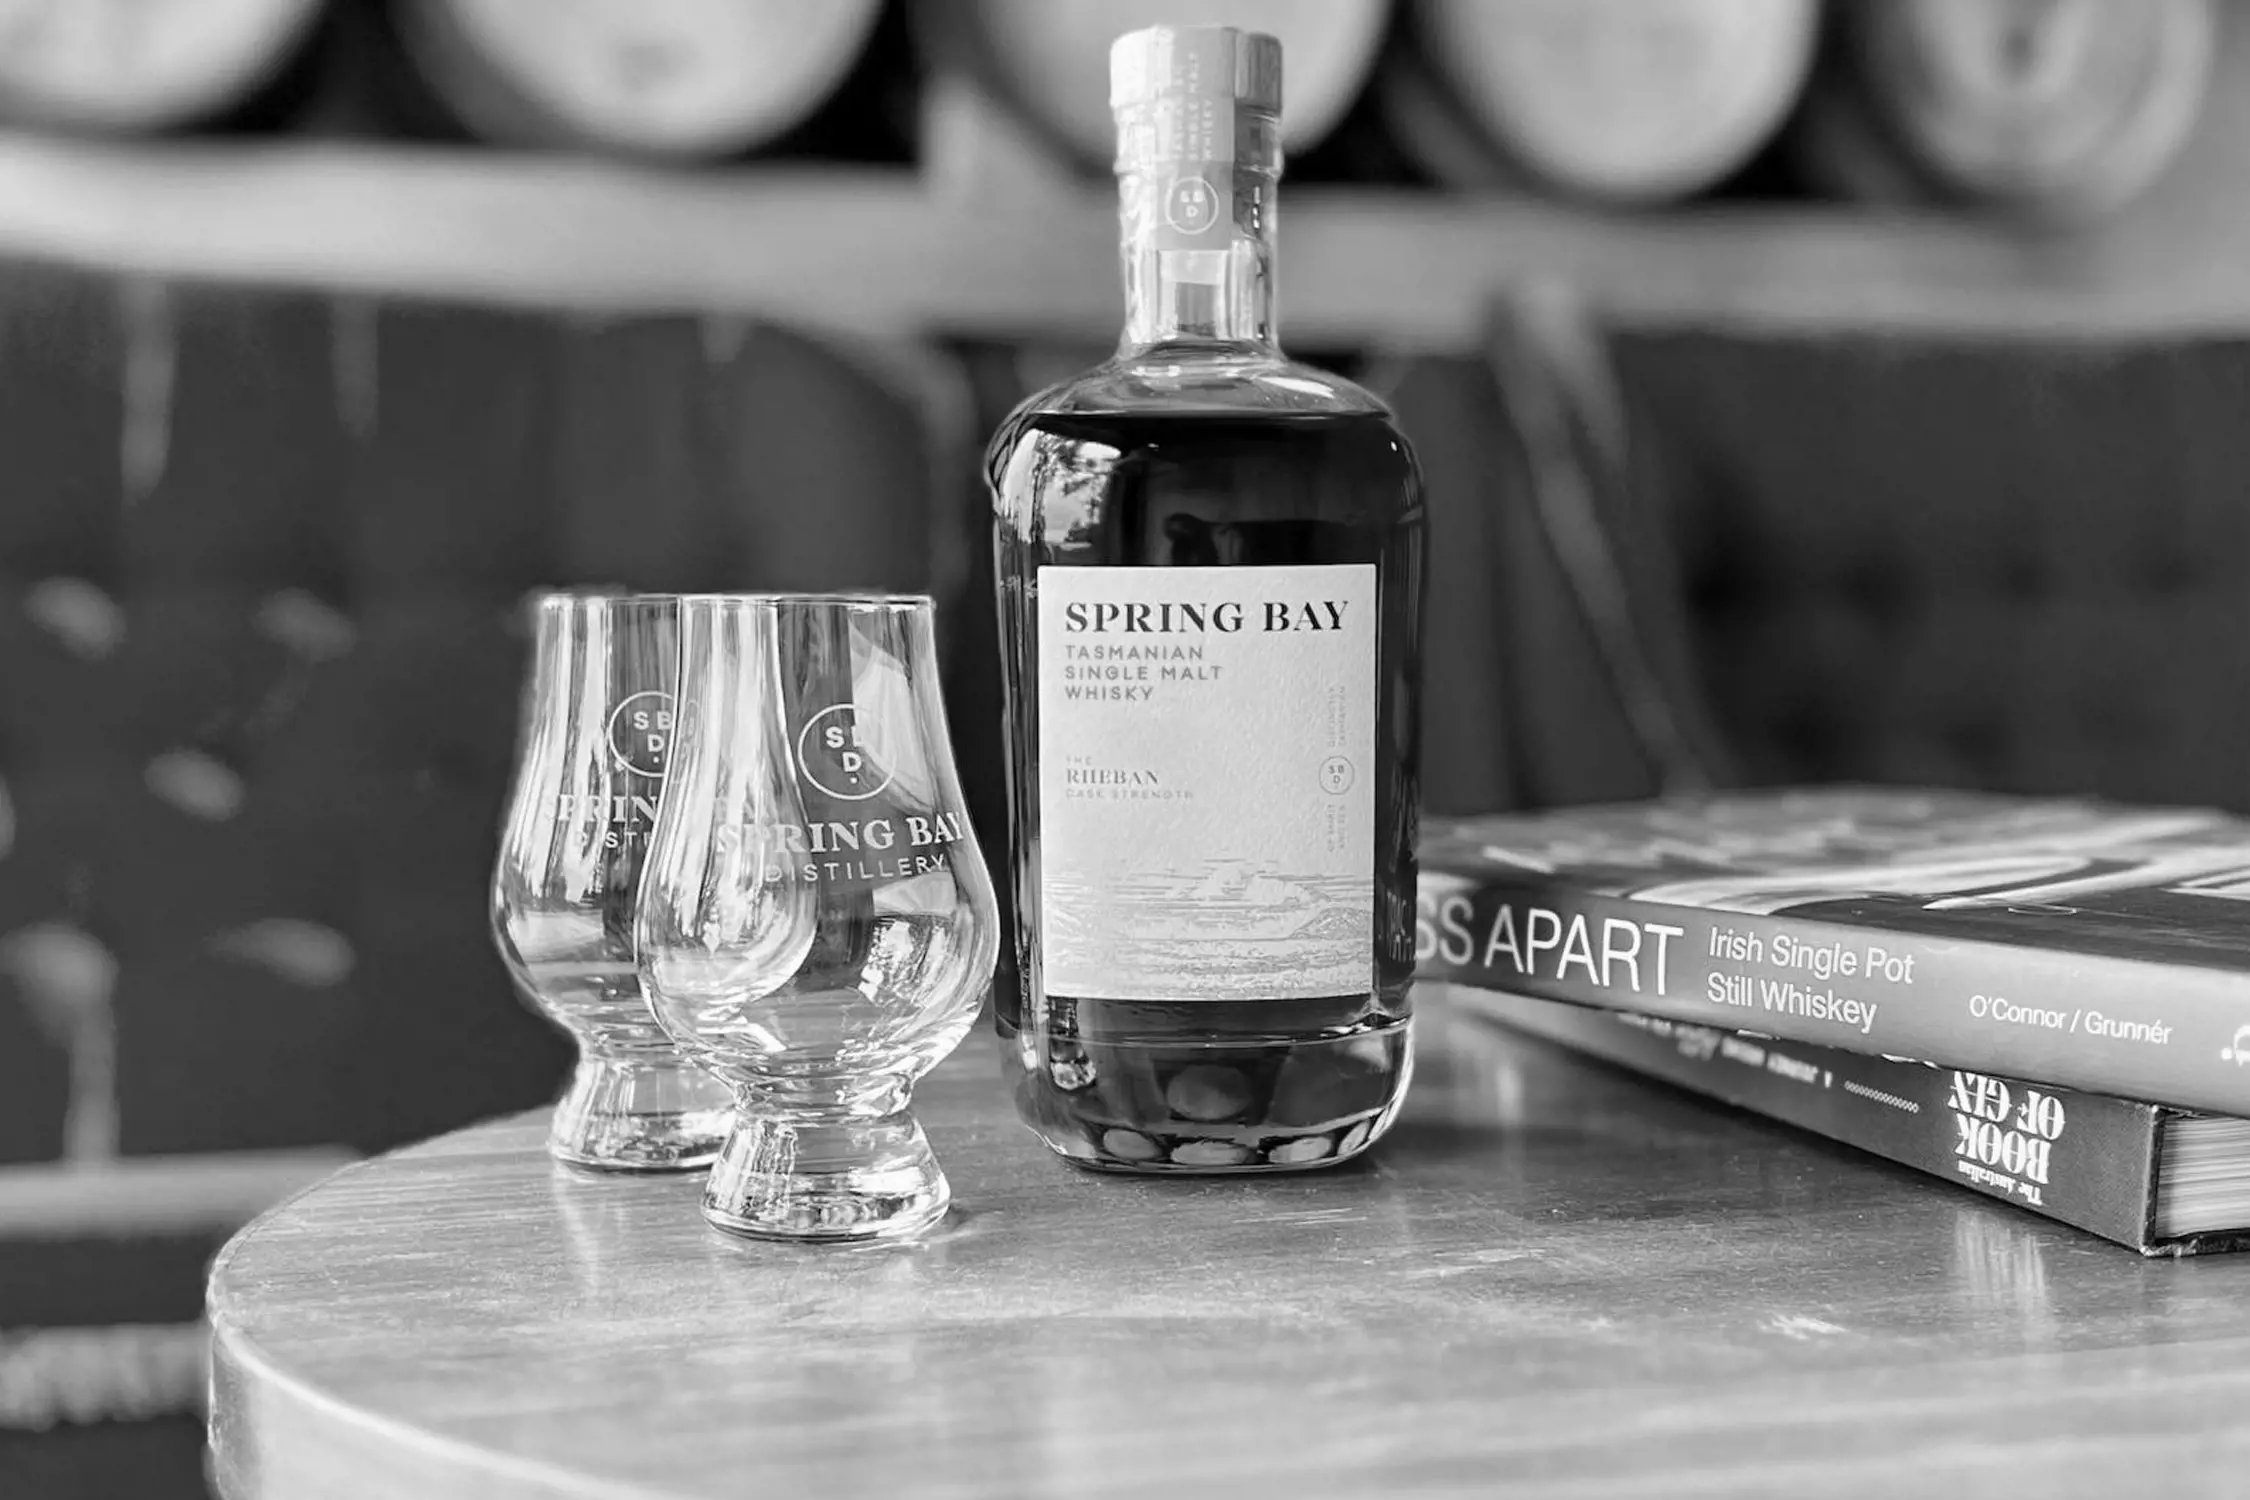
[1109,25,1282,120]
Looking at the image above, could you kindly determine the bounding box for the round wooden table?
[208,994,2250,1499]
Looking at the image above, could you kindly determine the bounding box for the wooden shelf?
[2,130,2247,348]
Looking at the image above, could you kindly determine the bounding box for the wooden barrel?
[1386,0,1819,204]
[928,0,1391,172]
[1805,0,2216,217]
[386,0,883,159]
[0,0,329,133]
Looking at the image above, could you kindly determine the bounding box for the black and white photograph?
[3,2,2250,1496]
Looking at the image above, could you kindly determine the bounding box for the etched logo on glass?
[795,703,894,802]
[607,691,674,779]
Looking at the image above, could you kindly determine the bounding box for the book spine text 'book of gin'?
[1438,985,2209,1253]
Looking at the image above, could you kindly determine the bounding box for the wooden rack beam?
[0,132,2246,347]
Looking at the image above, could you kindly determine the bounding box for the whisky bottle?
[986,25,1426,1173]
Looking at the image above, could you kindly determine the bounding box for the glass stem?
[701,1091,949,1243]
[548,1049,732,1172]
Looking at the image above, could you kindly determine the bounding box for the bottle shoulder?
[1007,347,1399,424]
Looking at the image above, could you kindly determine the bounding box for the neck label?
[1117,89,1237,252]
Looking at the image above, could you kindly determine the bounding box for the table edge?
[203,1115,684,1500]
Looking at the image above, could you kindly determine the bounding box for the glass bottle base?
[1001,1013,1414,1175]
[700,1104,951,1243]
[547,1053,734,1173]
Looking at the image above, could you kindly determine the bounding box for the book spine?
[1438,983,2168,1252]
[1416,874,2250,1116]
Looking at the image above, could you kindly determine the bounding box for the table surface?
[207,993,2250,1500]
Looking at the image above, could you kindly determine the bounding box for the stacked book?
[1415,786,2250,1255]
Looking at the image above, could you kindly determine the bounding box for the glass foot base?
[701,1107,950,1243]
[549,1055,733,1172]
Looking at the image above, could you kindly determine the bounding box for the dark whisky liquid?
[990,408,1426,1171]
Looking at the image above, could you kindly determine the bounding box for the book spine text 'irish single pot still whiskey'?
[986,26,1427,1173]
[1415,789,2250,1118]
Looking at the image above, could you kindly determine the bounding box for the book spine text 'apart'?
[1417,877,2250,1117]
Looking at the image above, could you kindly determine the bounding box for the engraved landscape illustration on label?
[1045,865,1370,998]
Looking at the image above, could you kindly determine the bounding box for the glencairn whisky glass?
[636,594,998,1241]
[492,592,733,1170]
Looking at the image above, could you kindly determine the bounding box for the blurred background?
[4,0,2250,1493]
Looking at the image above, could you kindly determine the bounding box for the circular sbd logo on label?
[1319,756,1356,796]
[1164,175,1219,235]
[608,691,674,778]
[796,704,895,802]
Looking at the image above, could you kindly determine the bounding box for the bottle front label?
[1037,564,1377,1001]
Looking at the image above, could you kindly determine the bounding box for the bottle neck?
[1117,171,1278,354]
